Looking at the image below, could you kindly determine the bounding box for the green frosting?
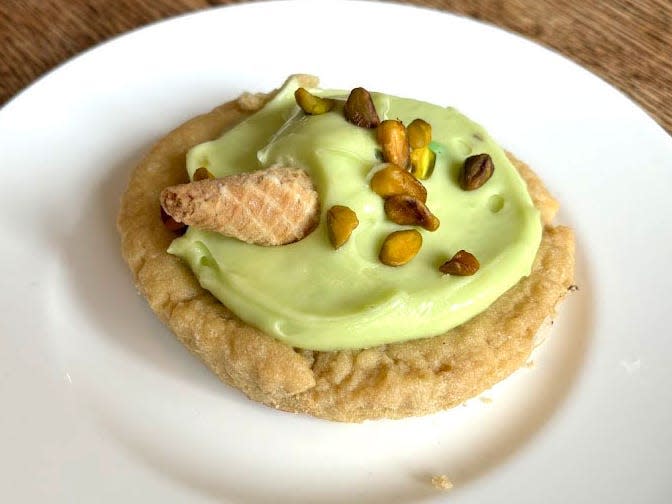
[168,77,542,350]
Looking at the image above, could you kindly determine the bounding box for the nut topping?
[327,205,359,249]
[439,250,480,276]
[409,146,436,180]
[460,153,494,191]
[294,87,335,115]
[407,119,432,149]
[193,167,215,181]
[370,163,427,203]
[384,195,440,231]
[344,87,380,128]
[379,229,423,266]
[376,120,409,169]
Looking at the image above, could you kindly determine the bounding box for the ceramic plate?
[1,1,670,502]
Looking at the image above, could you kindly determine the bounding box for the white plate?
[1,1,671,502]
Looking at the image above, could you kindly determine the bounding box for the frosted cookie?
[117,75,574,421]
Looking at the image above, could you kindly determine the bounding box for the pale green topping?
[168,77,542,351]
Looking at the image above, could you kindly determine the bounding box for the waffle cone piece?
[160,167,319,246]
[117,77,575,422]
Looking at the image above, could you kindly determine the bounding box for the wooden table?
[2,0,671,134]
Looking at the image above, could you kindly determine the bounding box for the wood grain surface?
[1,0,671,133]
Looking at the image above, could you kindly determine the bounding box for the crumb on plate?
[431,474,454,490]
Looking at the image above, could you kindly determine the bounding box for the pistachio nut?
[379,229,423,266]
[407,118,432,149]
[370,163,427,203]
[294,87,335,115]
[460,153,494,191]
[193,167,215,181]
[439,250,480,276]
[409,146,436,180]
[384,195,439,231]
[376,119,409,168]
[344,87,380,128]
[327,205,359,249]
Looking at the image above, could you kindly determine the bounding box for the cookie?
[117,81,574,422]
